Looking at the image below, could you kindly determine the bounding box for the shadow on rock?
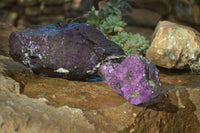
[139,84,179,113]
[143,94,179,113]
[0,58,34,93]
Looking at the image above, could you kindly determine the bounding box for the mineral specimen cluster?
[99,54,161,105]
[9,21,161,105]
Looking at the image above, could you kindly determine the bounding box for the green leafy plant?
[87,0,131,35]
[99,15,126,35]
[87,0,149,55]
[109,32,149,55]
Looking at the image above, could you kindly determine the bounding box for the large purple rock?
[9,21,125,80]
[98,54,161,105]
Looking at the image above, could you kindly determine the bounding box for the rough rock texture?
[1,25,200,133]
[146,21,200,71]
[0,10,18,24]
[133,87,200,133]
[0,58,96,133]
[0,54,200,133]
[0,55,143,133]
[0,24,17,56]
[99,54,162,105]
[9,21,125,80]
[159,67,200,87]
[172,0,200,25]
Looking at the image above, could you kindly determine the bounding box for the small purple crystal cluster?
[9,21,125,80]
[99,54,161,105]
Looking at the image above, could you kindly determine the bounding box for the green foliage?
[87,0,149,55]
[87,6,100,27]
[109,32,149,55]
[99,15,126,35]
[88,0,132,28]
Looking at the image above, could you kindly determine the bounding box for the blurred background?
[0,0,199,38]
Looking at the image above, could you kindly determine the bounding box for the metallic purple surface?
[9,21,125,80]
[99,54,161,105]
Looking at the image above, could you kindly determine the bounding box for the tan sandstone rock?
[146,21,200,71]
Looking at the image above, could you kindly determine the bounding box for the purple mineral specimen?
[9,21,125,80]
[98,54,161,105]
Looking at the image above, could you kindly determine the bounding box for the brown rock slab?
[125,8,162,27]
[0,10,18,26]
[0,55,140,133]
[43,6,64,15]
[159,67,200,88]
[0,55,96,133]
[0,55,34,93]
[22,76,128,110]
[133,87,200,133]
[130,0,171,15]
[0,81,96,133]
[146,21,200,71]
[125,26,154,38]
[23,78,139,132]
[25,6,41,16]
